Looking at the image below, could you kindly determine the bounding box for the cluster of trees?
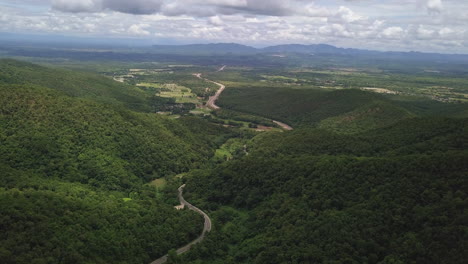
[0,83,221,189]
[180,117,467,263]
[215,76,467,132]
[0,59,151,112]
[217,86,387,128]
[0,164,204,264]
[1,58,467,264]
[0,60,236,263]
[212,109,276,127]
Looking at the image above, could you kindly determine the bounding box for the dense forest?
[0,59,234,263]
[217,84,466,132]
[181,117,468,264]
[1,58,467,264]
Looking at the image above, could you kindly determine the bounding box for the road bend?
[150,184,211,264]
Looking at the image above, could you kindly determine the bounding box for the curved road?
[193,71,293,130]
[150,184,211,264]
[206,80,225,110]
[193,73,225,110]
[273,120,293,131]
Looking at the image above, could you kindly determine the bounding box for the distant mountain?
[262,44,343,54]
[151,43,349,55]
[152,43,258,54]
[149,42,468,62]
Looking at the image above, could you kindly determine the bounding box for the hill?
[215,79,467,133]
[0,59,152,111]
[151,43,258,55]
[0,60,234,263]
[217,86,406,131]
[180,117,468,264]
[262,43,342,54]
[317,100,415,134]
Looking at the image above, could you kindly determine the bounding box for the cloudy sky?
[0,0,467,53]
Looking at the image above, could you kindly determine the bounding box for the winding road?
[193,73,225,110]
[273,120,293,131]
[150,184,211,264]
[151,67,292,264]
[206,80,225,110]
[193,69,293,130]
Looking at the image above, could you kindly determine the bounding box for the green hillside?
[218,86,390,127]
[0,165,203,264]
[0,59,151,111]
[180,117,468,264]
[0,83,227,189]
[217,84,467,132]
[0,61,233,263]
[1,58,467,264]
[318,101,415,134]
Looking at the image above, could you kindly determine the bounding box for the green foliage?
[218,86,384,127]
[0,60,235,263]
[0,164,203,264]
[182,117,468,264]
[0,59,152,111]
[212,109,275,127]
[0,83,224,189]
[1,56,467,264]
[318,101,415,134]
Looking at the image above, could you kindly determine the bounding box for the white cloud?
[209,16,224,26]
[51,0,100,13]
[417,25,436,39]
[333,6,365,23]
[426,0,443,14]
[381,26,405,39]
[1,0,468,53]
[128,24,151,36]
[52,0,164,14]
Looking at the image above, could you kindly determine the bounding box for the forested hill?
[0,60,233,263]
[0,59,151,111]
[217,84,467,133]
[181,117,468,263]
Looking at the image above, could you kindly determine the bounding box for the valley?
[0,43,467,264]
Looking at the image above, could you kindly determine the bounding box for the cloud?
[208,16,224,26]
[380,26,405,39]
[52,0,164,14]
[49,0,322,17]
[332,6,365,23]
[51,0,98,13]
[426,0,443,14]
[128,24,151,36]
[2,0,468,53]
[416,25,436,39]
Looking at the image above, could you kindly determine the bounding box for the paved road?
[193,72,293,130]
[193,73,225,110]
[273,120,293,130]
[150,184,211,264]
[206,81,225,109]
[216,65,226,72]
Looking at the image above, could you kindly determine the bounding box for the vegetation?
[0,60,235,263]
[1,48,467,264]
[182,117,468,264]
[0,166,203,264]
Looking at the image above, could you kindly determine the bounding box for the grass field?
[138,82,200,104]
[149,178,167,189]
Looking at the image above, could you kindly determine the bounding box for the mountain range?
[151,43,468,62]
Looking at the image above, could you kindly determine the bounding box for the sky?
[0,0,467,53]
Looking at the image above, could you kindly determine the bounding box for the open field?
[150,178,167,189]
